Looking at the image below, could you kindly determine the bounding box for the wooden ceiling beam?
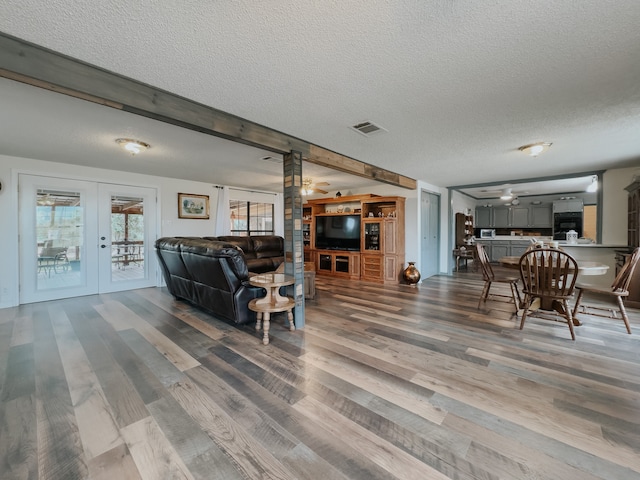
[0,33,416,190]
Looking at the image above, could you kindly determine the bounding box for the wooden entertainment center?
[303,194,405,283]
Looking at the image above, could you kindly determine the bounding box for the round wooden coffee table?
[248,273,295,345]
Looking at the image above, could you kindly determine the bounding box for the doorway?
[420,190,441,279]
[19,174,158,303]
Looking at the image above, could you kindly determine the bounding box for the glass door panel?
[98,184,157,293]
[36,188,83,290]
[20,175,99,303]
[110,195,145,281]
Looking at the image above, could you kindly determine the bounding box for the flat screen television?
[315,215,361,251]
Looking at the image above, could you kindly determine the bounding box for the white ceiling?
[1,0,640,195]
[456,176,597,200]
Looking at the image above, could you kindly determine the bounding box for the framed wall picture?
[178,193,210,219]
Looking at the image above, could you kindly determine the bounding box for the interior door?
[19,175,157,303]
[420,190,440,278]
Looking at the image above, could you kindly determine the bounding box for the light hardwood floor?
[1,269,640,480]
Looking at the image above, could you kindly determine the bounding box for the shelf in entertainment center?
[315,212,360,216]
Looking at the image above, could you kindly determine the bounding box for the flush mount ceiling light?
[518,142,552,157]
[116,138,150,155]
[500,188,513,200]
[586,175,598,193]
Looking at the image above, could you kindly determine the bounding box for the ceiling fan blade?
[314,181,330,186]
[313,188,328,194]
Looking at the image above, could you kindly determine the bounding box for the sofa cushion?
[180,239,250,281]
[216,236,256,259]
[252,235,284,259]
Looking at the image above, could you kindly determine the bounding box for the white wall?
[602,166,640,245]
[451,190,477,216]
[0,154,261,308]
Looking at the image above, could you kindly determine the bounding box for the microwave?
[480,229,496,238]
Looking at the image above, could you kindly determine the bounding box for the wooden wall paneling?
[283,151,305,328]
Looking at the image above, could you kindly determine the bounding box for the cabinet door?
[475,207,492,227]
[363,220,382,251]
[493,207,510,228]
[318,253,332,272]
[511,207,529,228]
[510,242,529,258]
[383,219,397,254]
[384,256,398,283]
[530,205,552,228]
[491,243,510,261]
[350,253,361,278]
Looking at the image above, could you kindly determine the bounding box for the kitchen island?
[475,236,626,287]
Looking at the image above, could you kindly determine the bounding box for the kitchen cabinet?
[553,199,583,213]
[510,241,530,258]
[475,203,552,228]
[530,204,552,228]
[475,207,492,228]
[511,207,530,228]
[493,207,510,228]
[477,239,531,262]
[490,241,510,261]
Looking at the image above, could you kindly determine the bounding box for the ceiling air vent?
[350,121,387,137]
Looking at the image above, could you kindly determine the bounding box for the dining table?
[498,256,610,275]
[498,255,610,325]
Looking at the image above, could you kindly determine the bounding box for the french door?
[19,174,158,303]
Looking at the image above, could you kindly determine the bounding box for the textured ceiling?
[1,0,640,191]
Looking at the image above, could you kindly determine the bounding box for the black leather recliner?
[155,237,265,325]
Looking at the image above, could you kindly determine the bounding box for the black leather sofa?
[155,236,284,325]
[206,235,284,274]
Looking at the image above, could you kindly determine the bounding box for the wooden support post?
[283,151,305,328]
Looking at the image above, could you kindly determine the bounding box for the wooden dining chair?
[571,247,640,334]
[519,248,579,340]
[475,244,521,313]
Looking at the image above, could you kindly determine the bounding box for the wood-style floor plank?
[1,270,640,479]
[49,305,123,461]
[33,308,87,480]
[120,416,194,480]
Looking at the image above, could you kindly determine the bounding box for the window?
[229,200,274,236]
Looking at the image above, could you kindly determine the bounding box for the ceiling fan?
[478,186,530,201]
[301,178,329,195]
